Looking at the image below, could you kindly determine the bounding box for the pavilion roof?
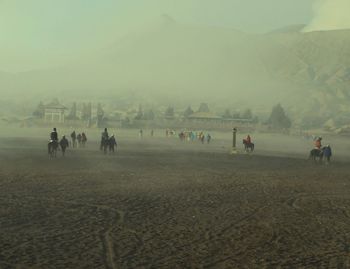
[44,100,67,110]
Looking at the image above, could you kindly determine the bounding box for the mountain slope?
[0,21,349,119]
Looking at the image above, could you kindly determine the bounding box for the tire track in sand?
[98,208,124,269]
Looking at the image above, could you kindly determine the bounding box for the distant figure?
[206,133,211,144]
[200,133,205,144]
[151,129,154,137]
[70,131,77,148]
[246,134,251,144]
[50,128,58,142]
[323,145,332,164]
[59,135,69,156]
[81,132,87,147]
[77,133,82,147]
[314,137,322,149]
[243,135,254,152]
[190,131,195,141]
[102,128,109,140]
[109,135,117,153]
[139,129,143,138]
[100,128,109,152]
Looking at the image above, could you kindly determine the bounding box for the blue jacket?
[323,146,332,157]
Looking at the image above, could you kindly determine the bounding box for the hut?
[43,99,67,123]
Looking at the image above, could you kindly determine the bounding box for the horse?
[243,139,254,152]
[309,148,324,163]
[48,140,59,158]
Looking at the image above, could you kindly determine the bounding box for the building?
[43,99,67,123]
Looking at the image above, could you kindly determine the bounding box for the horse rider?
[314,137,322,150]
[246,134,252,144]
[59,135,69,156]
[50,128,58,142]
[102,128,109,140]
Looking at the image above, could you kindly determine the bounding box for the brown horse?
[243,139,254,152]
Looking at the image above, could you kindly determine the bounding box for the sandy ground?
[1,130,350,268]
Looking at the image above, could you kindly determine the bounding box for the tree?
[144,109,155,120]
[232,112,241,119]
[165,106,175,118]
[197,103,210,113]
[67,102,78,119]
[81,103,92,121]
[268,104,291,129]
[134,104,144,120]
[96,103,105,128]
[33,101,44,118]
[184,106,194,118]
[223,109,232,119]
[242,109,253,119]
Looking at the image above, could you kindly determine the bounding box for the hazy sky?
[0,0,344,72]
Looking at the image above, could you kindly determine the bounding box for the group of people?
[48,127,333,164]
[177,131,212,144]
[313,136,332,163]
[100,128,117,153]
[48,128,89,157]
[137,129,156,138]
[70,131,87,148]
[49,128,69,157]
[49,127,118,157]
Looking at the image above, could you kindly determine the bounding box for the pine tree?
[165,106,175,118]
[242,109,253,119]
[223,109,232,119]
[268,104,291,129]
[184,106,194,118]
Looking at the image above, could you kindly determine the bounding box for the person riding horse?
[48,128,59,158]
[50,128,58,142]
[309,137,329,163]
[243,134,254,152]
[314,137,322,150]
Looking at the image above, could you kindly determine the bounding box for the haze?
[2,1,350,268]
[0,0,315,72]
[0,0,350,129]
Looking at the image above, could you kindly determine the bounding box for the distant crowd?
[47,127,333,164]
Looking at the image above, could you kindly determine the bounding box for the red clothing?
[246,135,251,144]
[314,139,321,149]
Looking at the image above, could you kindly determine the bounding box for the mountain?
[267,24,306,34]
[0,19,349,122]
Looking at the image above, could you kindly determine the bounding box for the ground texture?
[1,137,350,268]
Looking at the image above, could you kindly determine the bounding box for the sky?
[0,0,347,72]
